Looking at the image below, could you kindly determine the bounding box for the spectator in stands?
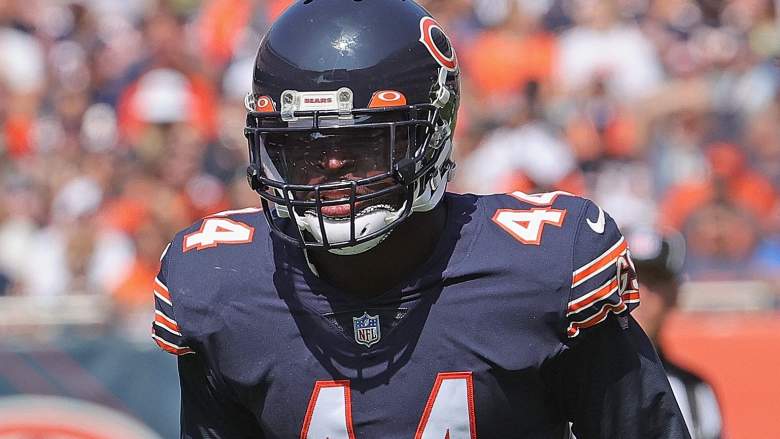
[629,228,723,439]
[556,0,663,101]
[457,82,582,195]
[462,1,557,107]
[683,200,762,278]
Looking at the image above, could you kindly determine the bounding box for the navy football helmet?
[244,0,460,254]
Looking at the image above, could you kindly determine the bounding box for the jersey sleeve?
[565,200,640,339]
[152,235,264,437]
[543,200,689,436]
[543,316,691,438]
[152,242,195,356]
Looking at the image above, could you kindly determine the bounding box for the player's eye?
[303,150,327,169]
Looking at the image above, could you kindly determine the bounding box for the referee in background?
[629,228,723,439]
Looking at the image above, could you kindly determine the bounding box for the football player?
[152,1,690,437]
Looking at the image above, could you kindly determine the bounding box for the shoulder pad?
[482,191,579,247]
[151,207,266,356]
[477,191,639,340]
[181,207,263,253]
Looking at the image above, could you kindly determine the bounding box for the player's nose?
[320,153,355,175]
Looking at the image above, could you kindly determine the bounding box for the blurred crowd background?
[1,0,779,436]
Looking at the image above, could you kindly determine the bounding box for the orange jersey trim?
[567,277,619,315]
[152,334,194,356]
[572,238,628,286]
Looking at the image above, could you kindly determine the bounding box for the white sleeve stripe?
[155,310,178,326]
[573,236,625,277]
[154,321,182,337]
[569,300,628,326]
[566,301,628,338]
[567,289,621,320]
[566,280,619,316]
[572,257,618,288]
[154,277,169,293]
[568,275,617,307]
[152,334,194,353]
[154,291,172,307]
[159,242,171,262]
[572,248,628,288]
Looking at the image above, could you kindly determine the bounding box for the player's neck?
[307,200,449,298]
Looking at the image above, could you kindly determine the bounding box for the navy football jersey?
[152,192,689,438]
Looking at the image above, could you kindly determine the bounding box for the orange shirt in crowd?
[463,30,556,99]
[661,175,776,231]
[114,259,159,310]
[662,143,777,230]
[197,0,254,67]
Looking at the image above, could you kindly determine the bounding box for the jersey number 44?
[302,372,476,439]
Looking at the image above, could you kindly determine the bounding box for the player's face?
[263,127,409,217]
[283,130,389,185]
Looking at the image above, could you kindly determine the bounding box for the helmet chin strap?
[327,234,390,256]
[412,138,454,213]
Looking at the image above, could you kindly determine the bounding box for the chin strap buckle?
[393,158,418,186]
[246,165,263,191]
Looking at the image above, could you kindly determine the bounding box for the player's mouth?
[321,202,358,218]
[296,171,409,219]
[305,189,358,218]
[304,189,401,219]
[310,203,394,221]
[317,200,392,219]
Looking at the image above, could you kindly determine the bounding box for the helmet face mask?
[244,0,460,254]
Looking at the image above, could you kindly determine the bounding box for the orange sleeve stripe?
[621,291,641,302]
[567,302,628,338]
[153,278,171,301]
[154,277,169,293]
[152,335,194,356]
[567,277,618,315]
[154,313,180,332]
[154,288,171,303]
[572,239,628,286]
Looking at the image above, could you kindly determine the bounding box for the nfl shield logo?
[353,312,381,348]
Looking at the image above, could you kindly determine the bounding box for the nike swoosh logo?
[587,206,605,234]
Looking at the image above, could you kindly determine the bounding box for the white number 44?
[183,218,255,252]
[300,372,477,439]
[492,208,566,245]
